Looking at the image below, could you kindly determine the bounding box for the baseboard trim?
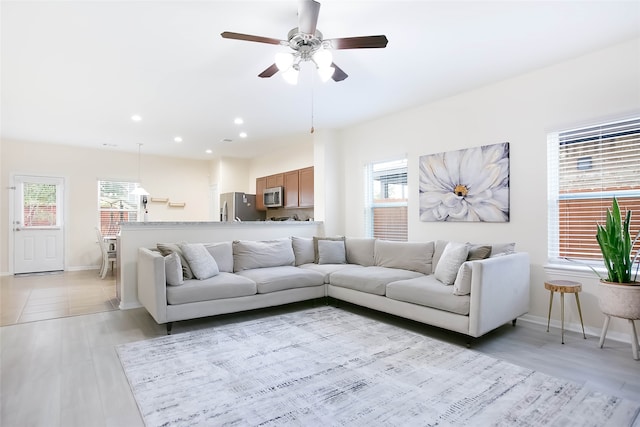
[119,301,142,310]
[519,313,636,345]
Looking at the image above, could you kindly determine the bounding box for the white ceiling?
[2,1,639,160]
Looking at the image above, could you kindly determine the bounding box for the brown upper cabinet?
[256,176,266,211]
[284,170,299,208]
[256,167,314,211]
[266,173,284,188]
[298,167,314,208]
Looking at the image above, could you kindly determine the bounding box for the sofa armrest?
[137,247,168,324]
[468,252,530,337]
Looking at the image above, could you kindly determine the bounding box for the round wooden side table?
[545,280,587,344]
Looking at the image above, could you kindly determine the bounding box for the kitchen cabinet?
[299,167,314,207]
[256,176,266,211]
[256,167,313,210]
[284,170,299,208]
[266,173,284,188]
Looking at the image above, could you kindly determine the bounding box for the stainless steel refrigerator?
[220,192,265,222]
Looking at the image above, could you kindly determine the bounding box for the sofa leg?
[512,318,517,327]
[166,322,173,335]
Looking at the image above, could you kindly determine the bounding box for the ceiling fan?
[221,0,388,84]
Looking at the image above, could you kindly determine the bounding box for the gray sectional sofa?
[137,236,530,337]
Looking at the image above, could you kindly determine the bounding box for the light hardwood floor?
[1,270,118,326]
[1,273,639,426]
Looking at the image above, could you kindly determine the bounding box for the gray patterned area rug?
[117,306,640,427]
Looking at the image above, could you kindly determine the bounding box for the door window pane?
[23,183,57,227]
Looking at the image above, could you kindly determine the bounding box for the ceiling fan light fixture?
[312,48,332,69]
[275,52,294,71]
[318,65,335,82]
[282,67,299,85]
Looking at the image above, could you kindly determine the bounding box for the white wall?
[0,140,212,272]
[334,38,640,337]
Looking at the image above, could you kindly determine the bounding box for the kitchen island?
[117,221,325,309]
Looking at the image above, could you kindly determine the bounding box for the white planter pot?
[598,281,640,320]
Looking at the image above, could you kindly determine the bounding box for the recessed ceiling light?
[234,117,243,125]
[174,137,183,143]
[239,132,247,138]
[205,149,213,154]
[131,115,142,122]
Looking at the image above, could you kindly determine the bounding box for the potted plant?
[595,197,640,285]
[594,197,640,360]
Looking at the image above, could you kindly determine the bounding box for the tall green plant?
[595,197,640,283]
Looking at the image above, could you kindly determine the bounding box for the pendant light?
[131,143,150,196]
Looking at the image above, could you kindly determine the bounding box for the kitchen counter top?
[119,220,321,229]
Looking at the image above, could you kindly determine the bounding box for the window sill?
[544,263,604,281]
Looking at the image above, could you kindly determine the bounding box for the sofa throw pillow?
[179,243,219,280]
[291,236,315,266]
[374,240,434,274]
[317,239,347,264]
[313,236,345,263]
[434,242,469,285]
[345,238,376,266]
[233,238,295,272]
[467,244,492,261]
[157,243,194,279]
[489,242,516,257]
[164,252,184,286]
[204,242,234,273]
[453,262,473,295]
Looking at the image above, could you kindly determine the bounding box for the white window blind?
[365,159,408,241]
[548,117,640,264]
[98,180,141,236]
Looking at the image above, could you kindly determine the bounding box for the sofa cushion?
[345,238,376,266]
[330,266,423,296]
[467,245,492,260]
[374,240,434,274]
[313,236,345,263]
[165,252,184,286]
[386,276,470,315]
[157,243,194,279]
[317,239,347,264]
[233,239,295,272]
[236,266,325,294]
[453,262,474,296]
[166,272,257,305]
[205,242,234,273]
[291,236,315,266]
[180,243,219,280]
[299,263,364,283]
[434,242,469,285]
[490,242,516,257]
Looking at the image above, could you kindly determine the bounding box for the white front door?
[13,175,65,274]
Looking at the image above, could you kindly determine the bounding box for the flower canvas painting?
[419,142,510,222]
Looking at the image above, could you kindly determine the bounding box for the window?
[23,181,59,227]
[365,159,408,241]
[98,180,141,236]
[548,117,640,265]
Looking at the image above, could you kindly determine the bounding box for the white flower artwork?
[419,142,510,222]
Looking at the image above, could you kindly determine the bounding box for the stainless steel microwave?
[263,186,283,208]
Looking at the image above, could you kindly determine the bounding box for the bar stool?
[545,280,587,344]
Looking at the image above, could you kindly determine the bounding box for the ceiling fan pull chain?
[310,73,315,134]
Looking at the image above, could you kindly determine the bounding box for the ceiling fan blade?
[221,31,283,46]
[258,63,279,78]
[298,0,321,34]
[331,63,348,82]
[327,35,389,50]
